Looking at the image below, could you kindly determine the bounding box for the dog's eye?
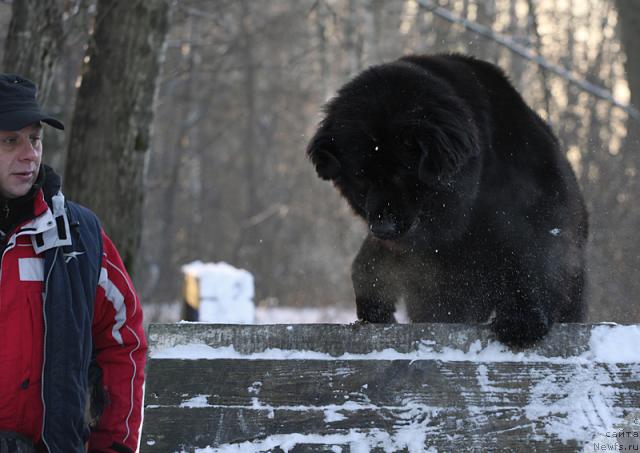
[348,171,369,188]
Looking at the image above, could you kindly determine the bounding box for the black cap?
[0,74,64,131]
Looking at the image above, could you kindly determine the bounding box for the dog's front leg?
[351,237,399,323]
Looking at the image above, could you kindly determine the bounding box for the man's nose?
[18,139,39,160]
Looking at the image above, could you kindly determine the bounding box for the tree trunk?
[155,15,198,297]
[526,0,551,121]
[2,0,63,104]
[613,0,640,320]
[615,0,640,110]
[64,0,170,272]
[314,1,331,99]
[344,0,362,77]
[232,0,260,265]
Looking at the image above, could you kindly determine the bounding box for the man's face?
[0,122,42,199]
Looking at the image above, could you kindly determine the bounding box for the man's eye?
[30,136,41,144]
[2,137,17,145]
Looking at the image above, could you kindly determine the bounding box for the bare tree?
[2,0,63,104]
[615,1,640,110]
[64,0,170,272]
[344,0,363,77]
[613,0,640,320]
[526,0,551,120]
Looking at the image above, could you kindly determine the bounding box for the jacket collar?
[10,190,72,254]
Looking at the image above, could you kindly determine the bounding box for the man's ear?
[307,129,341,181]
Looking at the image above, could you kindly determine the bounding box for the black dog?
[307,54,588,347]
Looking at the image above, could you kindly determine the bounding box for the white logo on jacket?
[64,251,85,263]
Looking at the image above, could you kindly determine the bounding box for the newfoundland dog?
[307,54,588,347]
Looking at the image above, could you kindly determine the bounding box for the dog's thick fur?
[307,54,588,347]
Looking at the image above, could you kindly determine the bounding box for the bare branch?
[416,0,639,119]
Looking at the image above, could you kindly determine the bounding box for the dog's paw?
[491,307,552,348]
[356,301,397,324]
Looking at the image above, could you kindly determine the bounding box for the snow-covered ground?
[145,261,409,328]
[143,300,409,329]
[142,297,414,330]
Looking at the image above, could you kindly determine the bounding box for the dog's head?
[307,60,480,241]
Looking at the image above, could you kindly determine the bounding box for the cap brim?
[41,117,65,130]
[0,109,64,131]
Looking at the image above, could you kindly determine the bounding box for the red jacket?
[0,189,147,452]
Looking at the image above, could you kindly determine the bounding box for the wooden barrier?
[141,323,640,452]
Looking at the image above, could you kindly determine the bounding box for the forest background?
[1,0,638,323]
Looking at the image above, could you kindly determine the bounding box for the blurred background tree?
[63,0,170,271]
[1,0,638,322]
[2,0,63,104]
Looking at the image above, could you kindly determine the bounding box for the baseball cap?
[0,74,64,131]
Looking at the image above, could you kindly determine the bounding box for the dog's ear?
[307,131,342,181]
[417,124,479,184]
[312,149,342,180]
[417,139,439,183]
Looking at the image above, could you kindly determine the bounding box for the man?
[0,74,147,453]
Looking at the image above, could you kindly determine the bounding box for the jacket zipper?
[40,247,59,452]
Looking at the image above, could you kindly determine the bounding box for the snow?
[143,301,359,330]
[179,395,210,408]
[151,324,640,363]
[253,305,362,324]
[144,259,411,328]
[524,364,620,443]
[587,324,640,362]
[181,261,255,323]
[143,299,409,327]
[186,429,439,453]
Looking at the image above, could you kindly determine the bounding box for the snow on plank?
[141,323,640,452]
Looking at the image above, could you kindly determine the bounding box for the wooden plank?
[142,359,640,451]
[142,323,640,452]
[141,407,582,452]
[146,323,596,357]
[145,359,640,408]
